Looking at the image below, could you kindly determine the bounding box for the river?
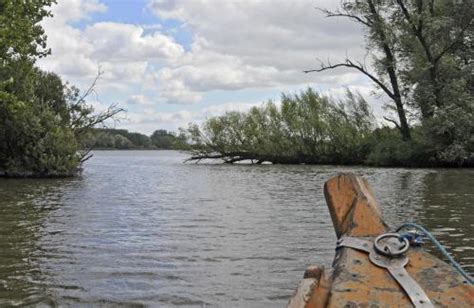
[0,150,472,306]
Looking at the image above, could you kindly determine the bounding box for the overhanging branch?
[383,116,401,129]
[316,7,372,27]
[304,59,396,101]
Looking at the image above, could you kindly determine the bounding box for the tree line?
[185,0,473,167]
[84,128,189,150]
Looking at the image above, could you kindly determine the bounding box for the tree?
[151,129,176,149]
[306,0,411,140]
[0,0,53,62]
[392,0,473,118]
[0,1,124,176]
[184,88,375,164]
[308,0,473,165]
[114,135,133,149]
[127,132,151,148]
[390,0,473,164]
[0,91,80,177]
[0,0,54,99]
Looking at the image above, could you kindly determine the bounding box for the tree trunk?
[368,0,411,140]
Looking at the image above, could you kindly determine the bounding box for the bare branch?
[315,7,372,27]
[383,116,401,129]
[304,59,396,101]
[73,103,125,133]
[79,151,94,164]
[77,68,103,104]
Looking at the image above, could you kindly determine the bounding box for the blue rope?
[396,222,473,284]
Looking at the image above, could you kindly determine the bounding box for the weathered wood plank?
[289,173,474,307]
[323,173,387,237]
[288,266,330,308]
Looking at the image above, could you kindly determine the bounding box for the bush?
[0,92,81,177]
[366,127,434,167]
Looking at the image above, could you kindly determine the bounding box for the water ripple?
[0,151,472,306]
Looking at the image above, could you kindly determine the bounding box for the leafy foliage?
[0,91,79,177]
[304,0,473,166]
[84,128,189,150]
[184,85,473,167]
[0,0,54,62]
[0,1,122,177]
[185,88,375,164]
[151,129,188,150]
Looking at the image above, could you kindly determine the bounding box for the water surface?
[0,151,472,306]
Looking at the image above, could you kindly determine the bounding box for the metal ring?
[374,233,410,257]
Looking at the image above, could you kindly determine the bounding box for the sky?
[37,0,389,135]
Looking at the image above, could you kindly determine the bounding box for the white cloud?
[146,0,367,103]
[85,22,184,61]
[50,0,106,24]
[145,72,203,104]
[202,102,261,116]
[120,100,264,134]
[38,0,184,92]
[35,0,387,133]
[126,94,154,107]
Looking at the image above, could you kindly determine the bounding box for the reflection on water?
[0,151,472,306]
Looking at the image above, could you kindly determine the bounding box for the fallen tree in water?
[184,88,376,165]
[185,152,326,164]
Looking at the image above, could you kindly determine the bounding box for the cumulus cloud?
[36,0,383,133]
[85,22,184,61]
[126,94,154,107]
[38,0,184,91]
[50,0,107,24]
[146,0,367,103]
[121,100,263,134]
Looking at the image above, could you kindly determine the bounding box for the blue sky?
[38,0,382,135]
[76,0,193,49]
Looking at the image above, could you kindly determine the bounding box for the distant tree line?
[84,128,189,150]
[184,0,473,167]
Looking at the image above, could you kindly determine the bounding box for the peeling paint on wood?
[288,173,474,308]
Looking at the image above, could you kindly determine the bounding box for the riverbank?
[181,88,473,169]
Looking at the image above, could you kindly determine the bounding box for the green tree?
[127,132,151,148]
[0,0,55,98]
[0,91,79,177]
[391,0,474,165]
[114,134,133,149]
[307,0,411,140]
[0,1,123,177]
[0,0,53,62]
[151,129,176,149]
[185,88,374,164]
[309,0,473,165]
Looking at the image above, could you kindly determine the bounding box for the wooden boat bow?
[288,173,473,307]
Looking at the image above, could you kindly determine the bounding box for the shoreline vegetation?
[182,1,473,168]
[0,1,123,178]
[182,88,472,168]
[83,128,189,151]
[1,1,473,178]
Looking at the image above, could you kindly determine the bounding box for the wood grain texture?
[288,173,474,308]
